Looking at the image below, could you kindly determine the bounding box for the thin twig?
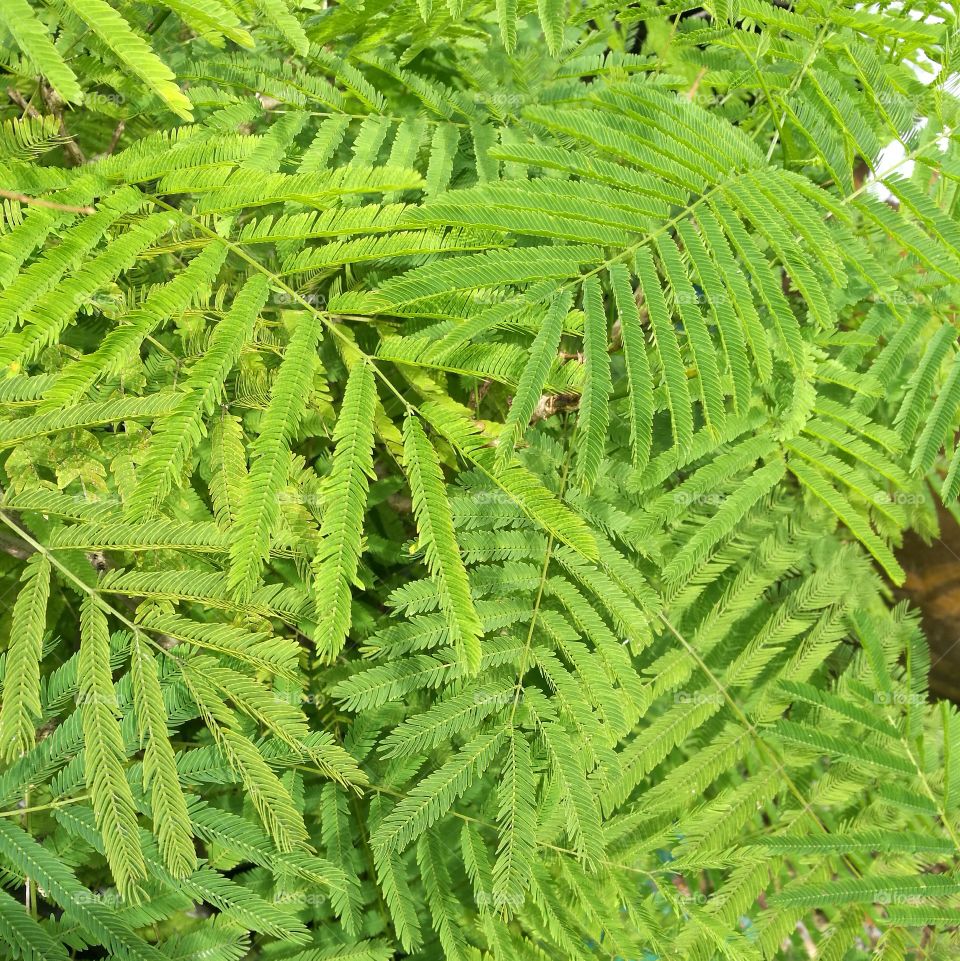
[6,87,41,118]
[685,66,708,102]
[40,83,85,166]
[0,189,95,214]
[102,120,125,158]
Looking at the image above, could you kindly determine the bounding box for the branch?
[685,66,708,102]
[40,83,85,166]
[103,120,125,157]
[6,87,41,118]
[0,189,96,214]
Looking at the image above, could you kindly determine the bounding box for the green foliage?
[1,1,960,959]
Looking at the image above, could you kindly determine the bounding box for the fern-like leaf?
[60,0,193,118]
[574,276,612,490]
[128,274,267,519]
[313,361,378,659]
[403,415,484,673]
[0,554,50,761]
[129,632,197,878]
[496,291,570,469]
[3,0,83,104]
[78,595,148,900]
[228,312,322,599]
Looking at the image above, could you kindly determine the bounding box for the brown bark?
[896,503,960,703]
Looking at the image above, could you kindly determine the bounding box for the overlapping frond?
[2,1,960,959]
[313,361,378,658]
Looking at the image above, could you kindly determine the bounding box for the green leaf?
[128,274,267,519]
[60,0,193,119]
[372,730,506,855]
[129,632,196,878]
[574,276,612,489]
[78,596,148,900]
[313,361,378,659]
[610,261,655,468]
[2,0,82,103]
[0,884,69,961]
[0,554,50,762]
[0,819,166,961]
[493,729,536,908]
[403,415,485,673]
[228,312,323,599]
[496,291,570,469]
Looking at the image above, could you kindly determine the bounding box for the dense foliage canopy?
[2,0,960,958]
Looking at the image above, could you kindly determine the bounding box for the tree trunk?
[896,504,960,704]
